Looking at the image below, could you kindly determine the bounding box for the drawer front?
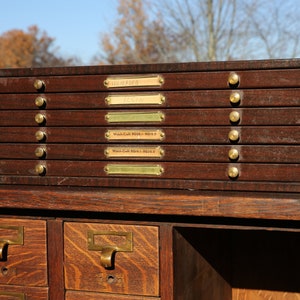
[1,69,300,93]
[66,290,160,299]
[64,222,159,296]
[0,285,48,300]
[0,218,47,286]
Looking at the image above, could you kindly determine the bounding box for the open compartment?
[173,226,300,300]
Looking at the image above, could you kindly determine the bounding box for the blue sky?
[0,0,119,64]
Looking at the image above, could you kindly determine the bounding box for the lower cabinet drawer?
[0,284,48,299]
[0,218,47,287]
[66,290,161,299]
[64,222,159,296]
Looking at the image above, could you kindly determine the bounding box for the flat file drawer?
[64,222,159,296]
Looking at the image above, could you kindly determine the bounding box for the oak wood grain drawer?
[0,218,47,287]
[0,285,48,299]
[66,290,160,299]
[64,222,159,296]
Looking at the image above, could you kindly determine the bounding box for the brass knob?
[229,111,240,123]
[228,166,239,179]
[34,79,45,90]
[228,129,239,142]
[35,113,46,124]
[35,130,46,141]
[228,73,239,86]
[228,148,239,160]
[35,164,46,175]
[230,92,241,104]
[35,96,46,107]
[35,147,46,158]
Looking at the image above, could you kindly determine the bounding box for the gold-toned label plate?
[104,75,164,88]
[0,225,24,245]
[105,93,165,106]
[87,230,133,252]
[105,146,164,158]
[105,129,165,141]
[105,111,165,123]
[0,292,25,300]
[104,164,164,176]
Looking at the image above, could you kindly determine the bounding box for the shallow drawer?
[0,285,48,300]
[64,222,159,296]
[0,218,47,286]
[66,290,160,299]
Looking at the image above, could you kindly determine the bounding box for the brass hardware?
[35,113,46,124]
[35,147,46,158]
[105,129,165,141]
[105,93,165,106]
[228,72,239,86]
[35,130,46,141]
[87,230,133,268]
[104,164,164,176]
[228,166,239,179]
[35,96,46,107]
[0,291,25,299]
[104,75,164,88]
[0,225,24,261]
[105,146,164,158]
[229,111,240,123]
[105,111,165,123]
[230,92,241,104]
[228,129,239,142]
[228,148,239,160]
[35,164,46,175]
[33,79,45,90]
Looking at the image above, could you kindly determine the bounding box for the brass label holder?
[105,111,165,123]
[0,225,24,261]
[104,164,164,176]
[105,146,164,159]
[104,75,164,88]
[87,230,133,269]
[105,129,165,141]
[0,292,25,300]
[105,93,165,106]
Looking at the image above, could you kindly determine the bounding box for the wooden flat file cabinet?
[0,59,299,299]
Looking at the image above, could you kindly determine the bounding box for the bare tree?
[156,0,300,61]
[154,0,260,61]
[244,1,300,59]
[95,0,300,64]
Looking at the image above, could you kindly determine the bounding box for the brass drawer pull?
[87,230,133,269]
[33,79,45,91]
[35,130,46,142]
[0,225,24,261]
[0,291,25,299]
[35,113,46,125]
[35,96,47,108]
[228,72,239,86]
